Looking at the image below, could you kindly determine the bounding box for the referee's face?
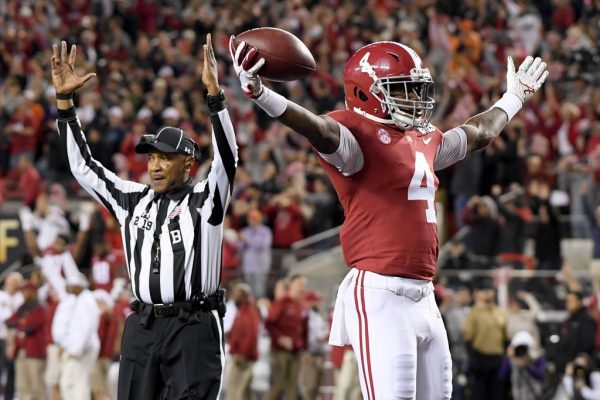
[148,150,190,193]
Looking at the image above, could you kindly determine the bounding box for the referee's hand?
[50,41,96,95]
[202,34,220,96]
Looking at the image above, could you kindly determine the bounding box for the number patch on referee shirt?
[134,215,153,231]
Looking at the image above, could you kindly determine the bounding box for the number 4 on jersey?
[408,151,436,223]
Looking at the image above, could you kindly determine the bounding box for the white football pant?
[339,269,452,400]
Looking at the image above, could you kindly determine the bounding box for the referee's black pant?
[117,307,224,399]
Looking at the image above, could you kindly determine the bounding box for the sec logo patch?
[406,135,413,143]
[377,129,391,144]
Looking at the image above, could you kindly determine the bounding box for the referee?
[50,35,237,399]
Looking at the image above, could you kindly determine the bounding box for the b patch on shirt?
[168,221,185,253]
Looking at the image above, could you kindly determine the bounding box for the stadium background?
[1,0,600,399]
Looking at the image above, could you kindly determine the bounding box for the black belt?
[131,289,226,327]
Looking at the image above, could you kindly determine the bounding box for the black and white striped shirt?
[57,100,237,304]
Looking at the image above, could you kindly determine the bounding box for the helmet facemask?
[372,68,435,130]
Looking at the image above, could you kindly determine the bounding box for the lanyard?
[149,196,186,274]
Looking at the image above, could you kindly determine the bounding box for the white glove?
[229,35,288,118]
[492,56,549,121]
[229,36,265,99]
[506,56,549,104]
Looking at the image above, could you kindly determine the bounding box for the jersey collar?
[156,179,194,202]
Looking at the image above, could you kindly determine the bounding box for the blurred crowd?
[2,0,600,399]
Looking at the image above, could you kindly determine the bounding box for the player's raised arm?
[461,56,549,154]
[229,37,340,154]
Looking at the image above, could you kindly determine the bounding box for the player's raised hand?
[229,35,265,99]
[202,34,220,96]
[506,56,548,104]
[50,41,96,95]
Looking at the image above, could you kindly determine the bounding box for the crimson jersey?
[91,253,118,292]
[320,110,444,280]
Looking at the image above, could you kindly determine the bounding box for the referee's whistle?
[152,261,160,274]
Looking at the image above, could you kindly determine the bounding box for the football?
[233,27,316,82]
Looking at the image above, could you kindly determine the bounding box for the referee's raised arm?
[50,34,238,400]
[51,41,148,224]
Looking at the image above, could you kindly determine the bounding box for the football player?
[230,38,548,400]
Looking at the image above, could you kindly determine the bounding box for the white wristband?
[491,93,522,121]
[18,208,34,231]
[254,87,288,118]
[79,212,91,232]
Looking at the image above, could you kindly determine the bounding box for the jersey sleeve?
[433,127,467,171]
[317,122,364,176]
[193,99,238,226]
[57,108,149,225]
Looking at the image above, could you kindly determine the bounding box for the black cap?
[135,127,197,158]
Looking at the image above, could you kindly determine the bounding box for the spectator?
[90,239,120,293]
[91,289,117,400]
[18,188,71,253]
[562,353,600,400]
[498,330,546,400]
[529,181,562,269]
[304,176,336,236]
[107,282,132,398]
[225,283,261,400]
[462,195,500,258]
[557,154,593,239]
[554,290,597,374]
[8,154,42,208]
[586,263,600,351]
[493,184,532,257]
[300,290,328,400]
[462,279,508,400]
[332,346,361,400]
[0,273,23,398]
[43,287,61,400]
[222,282,241,339]
[506,290,541,344]
[440,286,472,400]
[265,274,308,400]
[5,93,44,171]
[118,119,149,181]
[52,272,101,400]
[221,216,242,285]
[264,191,305,272]
[7,280,46,400]
[450,152,482,229]
[240,209,273,298]
[86,127,114,171]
